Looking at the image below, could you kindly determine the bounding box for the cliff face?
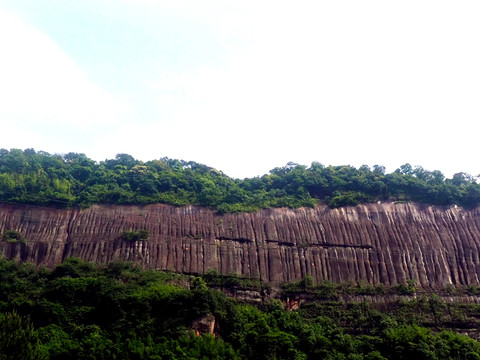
[1,202,480,288]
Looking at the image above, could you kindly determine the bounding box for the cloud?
[1,2,479,179]
[134,1,480,178]
[0,8,131,149]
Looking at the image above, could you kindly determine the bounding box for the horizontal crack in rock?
[215,237,253,243]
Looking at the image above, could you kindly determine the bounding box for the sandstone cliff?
[1,202,480,289]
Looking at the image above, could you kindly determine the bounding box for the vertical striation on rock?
[2,202,480,289]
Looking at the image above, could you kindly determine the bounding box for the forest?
[3,257,480,360]
[0,148,479,212]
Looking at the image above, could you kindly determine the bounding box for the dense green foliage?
[0,311,46,360]
[2,257,480,359]
[1,148,480,212]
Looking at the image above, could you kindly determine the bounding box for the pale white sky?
[0,1,479,178]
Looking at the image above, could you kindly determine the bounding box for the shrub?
[2,230,25,243]
[122,229,150,242]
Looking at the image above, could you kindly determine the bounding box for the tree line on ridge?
[0,148,479,212]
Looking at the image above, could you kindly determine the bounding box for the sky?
[0,1,479,179]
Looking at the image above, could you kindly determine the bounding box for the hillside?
[4,149,480,357]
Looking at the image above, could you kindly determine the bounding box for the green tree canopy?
[1,148,479,212]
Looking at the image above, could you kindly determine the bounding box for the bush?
[122,229,150,242]
[2,230,25,243]
[391,280,416,295]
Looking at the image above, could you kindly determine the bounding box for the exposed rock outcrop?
[1,202,480,289]
[191,313,216,336]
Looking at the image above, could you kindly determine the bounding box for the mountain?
[2,201,479,289]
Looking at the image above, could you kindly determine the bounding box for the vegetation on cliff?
[2,257,480,360]
[1,148,479,212]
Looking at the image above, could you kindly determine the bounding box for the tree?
[0,312,46,360]
[398,163,413,175]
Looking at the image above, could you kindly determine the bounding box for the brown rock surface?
[1,201,480,289]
